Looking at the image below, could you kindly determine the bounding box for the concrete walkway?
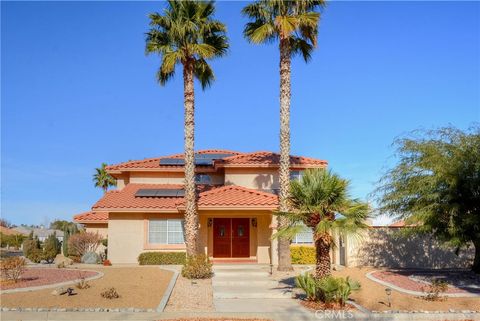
[212,264,314,319]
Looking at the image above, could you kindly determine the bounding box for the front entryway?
[213,218,250,258]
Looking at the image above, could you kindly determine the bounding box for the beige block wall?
[347,228,475,269]
[224,168,279,190]
[199,210,273,264]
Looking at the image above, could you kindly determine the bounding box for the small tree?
[1,257,26,283]
[68,232,102,257]
[375,126,480,273]
[43,233,61,261]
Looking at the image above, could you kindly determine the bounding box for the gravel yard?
[165,274,214,312]
[0,266,173,309]
[334,267,480,312]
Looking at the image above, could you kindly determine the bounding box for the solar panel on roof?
[159,153,235,166]
[135,189,185,197]
[159,158,185,165]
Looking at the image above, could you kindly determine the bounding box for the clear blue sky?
[2,1,479,226]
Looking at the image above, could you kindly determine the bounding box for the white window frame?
[148,219,185,245]
[292,223,314,244]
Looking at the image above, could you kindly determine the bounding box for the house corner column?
[270,215,279,266]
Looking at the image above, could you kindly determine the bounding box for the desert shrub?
[76,271,90,289]
[101,287,120,299]
[181,254,213,279]
[138,252,186,265]
[43,233,61,262]
[0,257,26,283]
[422,279,448,301]
[295,274,360,306]
[22,238,44,263]
[68,232,102,257]
[290,246,316,264]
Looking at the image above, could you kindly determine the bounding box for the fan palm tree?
[146,0,228,256]
[93,163,117,194]
[275,168,369,278]
[242,0,325,271]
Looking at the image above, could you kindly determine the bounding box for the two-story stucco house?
[73,149,327,264]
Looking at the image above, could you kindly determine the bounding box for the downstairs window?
[148,219,185,244]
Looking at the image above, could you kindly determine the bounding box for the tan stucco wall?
[108,212,186,264]
[84,224,108,239]
[108,210,275,264]
[224,168,279,190]
[199,210,273,264]
[127,172,224,185]
[347,228,475,269]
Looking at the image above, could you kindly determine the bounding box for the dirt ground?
[0,266,173,309]
[333,267,480,312]
[165,274,214,312]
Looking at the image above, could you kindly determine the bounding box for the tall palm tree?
[93,163,117,193]
[242,0,325,271]
[146,0,228,256]
[275,168,369,278]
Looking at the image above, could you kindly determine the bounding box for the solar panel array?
[135,189,185,197]
[159,153,236,166]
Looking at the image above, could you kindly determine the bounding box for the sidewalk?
[2,311,480,321]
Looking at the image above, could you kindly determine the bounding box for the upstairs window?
[195,174,212,184]
[290,170,303,181]
[148,219,185,244]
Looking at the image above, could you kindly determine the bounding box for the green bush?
[22,238,43,262]
[181,254,213,279]
[43,233,61,262]
[295,273,361,306]
[290,246,316,264]
[138,252,186,265]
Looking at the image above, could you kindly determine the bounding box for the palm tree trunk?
[277,37,293,272]
[473,239,480,274]
[183,59,199,256]
[314,234,331,278]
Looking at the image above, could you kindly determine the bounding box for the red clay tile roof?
[218,151,327,167]
[73,211,108,223]
[106,150,327,172]
[92,184,278,212]
[106,149,242,171]
[194,185,277,209]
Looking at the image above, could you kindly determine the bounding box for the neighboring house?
[74,149,327,264]
[13,226,64,242]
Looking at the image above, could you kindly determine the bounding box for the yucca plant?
[295,273,317,301]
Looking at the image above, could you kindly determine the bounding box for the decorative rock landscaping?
[1,268,100,292]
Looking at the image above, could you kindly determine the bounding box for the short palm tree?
[243,0,325,271]
[146,0,228,256]
[275,168,369,278]
[93,163,116,193]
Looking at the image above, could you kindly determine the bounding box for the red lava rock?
[371,271,468,294]
[1,268,98,290]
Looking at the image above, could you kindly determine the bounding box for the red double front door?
[213,218,250,258]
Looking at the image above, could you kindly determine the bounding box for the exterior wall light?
[207,218,213,227]
[251,218,257,227]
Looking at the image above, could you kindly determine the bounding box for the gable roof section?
[106,149,242,171]
[92,184,278,212]
[217,151,327,168]
[73,211,109,224]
